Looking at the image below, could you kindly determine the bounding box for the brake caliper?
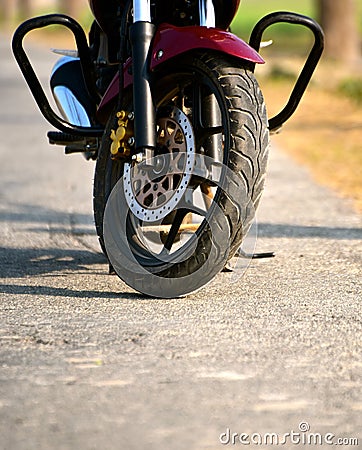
[110,111,134,159]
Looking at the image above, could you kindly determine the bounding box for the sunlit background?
[1,0,361,210]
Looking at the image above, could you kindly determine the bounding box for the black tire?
[93,52,269,297]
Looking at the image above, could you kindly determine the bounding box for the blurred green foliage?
[338,78,362,104]
[231,0,315,36]
[231,0,362,55]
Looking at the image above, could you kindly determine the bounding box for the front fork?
[129,20,156,157]
[130,0,216,158]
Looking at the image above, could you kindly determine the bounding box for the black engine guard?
[249,11,324,132]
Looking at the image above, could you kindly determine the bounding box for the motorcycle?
[12,0,324,297]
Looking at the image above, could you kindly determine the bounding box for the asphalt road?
[1,36,361,450]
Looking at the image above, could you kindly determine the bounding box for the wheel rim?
[123,106,195,222]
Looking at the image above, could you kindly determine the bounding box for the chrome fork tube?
[133,0,151,22]
[129,0,156,154]
[198,0,216,27]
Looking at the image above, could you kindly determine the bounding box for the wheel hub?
[123,107,195,222]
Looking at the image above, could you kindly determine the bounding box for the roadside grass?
[257,61,362,212]
[338,78,362,105]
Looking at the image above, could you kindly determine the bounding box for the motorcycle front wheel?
[93,52,269,297]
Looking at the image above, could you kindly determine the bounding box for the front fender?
[150,24,264,69]
[97,24,264,120]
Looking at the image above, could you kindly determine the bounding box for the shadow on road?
[0,247,106,279]
[258,223,361,240]
[0,248,155,300]
[0,204,93,226]
[0,223,360,281]
[0,283,138,300]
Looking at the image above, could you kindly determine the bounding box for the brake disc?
[123,106,195,222]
